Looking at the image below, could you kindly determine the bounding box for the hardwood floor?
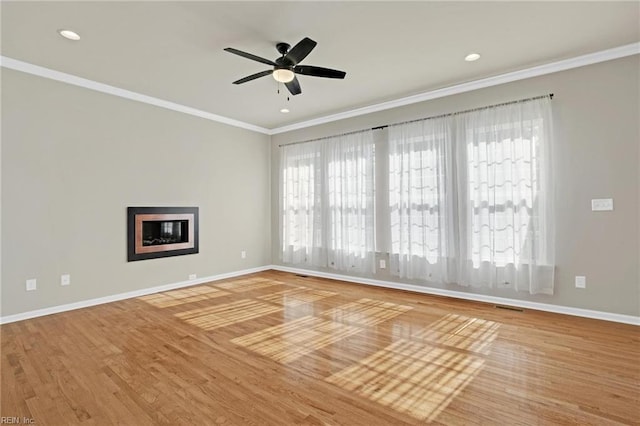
[2,271,639,425]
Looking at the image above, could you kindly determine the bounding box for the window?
[389,97,555,294]
[280,96,555,294]
[280,143,322,266]
[388,117,457,282]
[464,121,540,268]
[455,98,555,294]
[280,131,376,273]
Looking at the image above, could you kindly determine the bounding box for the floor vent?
[495,305,524,312]
[295,274,309,278]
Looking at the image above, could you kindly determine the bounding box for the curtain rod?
[278,93,554,148]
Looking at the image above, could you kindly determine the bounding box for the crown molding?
[0,55,271,135]
[2,42,638,136]
[269,42,640,135]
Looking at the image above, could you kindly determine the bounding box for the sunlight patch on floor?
[175,299,282,330]
[231,315,361,363]
[322,298,413,326]
[258,287,338,307]
[214,277,285,292]
[413,314,500,355]
[138,286,230,308]
[326,339,485,422]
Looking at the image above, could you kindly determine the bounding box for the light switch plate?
[575,276,586,289]
[591,198,613,211]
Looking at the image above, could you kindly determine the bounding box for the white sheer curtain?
[388,117,457,282]
[388,96,555,294]
[324,132,376,273]
[280,142,324,267]
[456,97,554,294]
[280,131,376,273]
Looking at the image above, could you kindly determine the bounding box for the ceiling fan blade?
[294,65,346,79]
[284,37,317,65]
[232,70,273,85]
[285,76,302,96]
[224,47,276,66]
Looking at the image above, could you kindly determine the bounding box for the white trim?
[2,43,638,136]
[270,42,640,134]
[270,265,640,326]
[0,265,271,325]
[2,264,637,326]
[0,56,270,135]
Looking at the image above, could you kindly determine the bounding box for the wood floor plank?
[2,270,638,425]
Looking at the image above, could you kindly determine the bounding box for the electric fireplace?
[127,207,199,261]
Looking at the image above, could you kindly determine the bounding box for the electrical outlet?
[591,198,613,211]
[379,259,386,269]
[189,274,197,280]
[26,279,37,291]
[241,250,246,259]
[575,276,586,289]
[61,274,71,286]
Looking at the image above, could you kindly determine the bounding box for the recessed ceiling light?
[58,29,81,41]
[280,108,290,113]
[465,53,480,62]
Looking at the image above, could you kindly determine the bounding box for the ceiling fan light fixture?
[273,68,295,83]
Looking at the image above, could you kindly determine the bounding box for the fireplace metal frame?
[127,207,199,262]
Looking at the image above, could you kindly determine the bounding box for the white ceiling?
[2,1,639,130]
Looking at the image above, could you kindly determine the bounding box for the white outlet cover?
[591,198,613,211]
[189,274,197,280]
[379,259,386,269]
[26,279,37,291]
[575,276,586,288]
[241,250,247,259]
[61,274,71,286]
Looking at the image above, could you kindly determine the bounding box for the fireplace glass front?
[127,207,199,261]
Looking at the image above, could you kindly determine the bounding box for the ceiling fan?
[224,37,346,96]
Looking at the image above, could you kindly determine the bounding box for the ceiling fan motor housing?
[274,57,294,70]
[276,42,291,56]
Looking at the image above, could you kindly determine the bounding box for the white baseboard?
[2,264,637,326]
[270,265,640,326]
[0,265,272,325]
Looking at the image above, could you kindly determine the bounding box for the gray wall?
[271,56,640,316]
[1,69,271,317]
[2,55,638,319]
